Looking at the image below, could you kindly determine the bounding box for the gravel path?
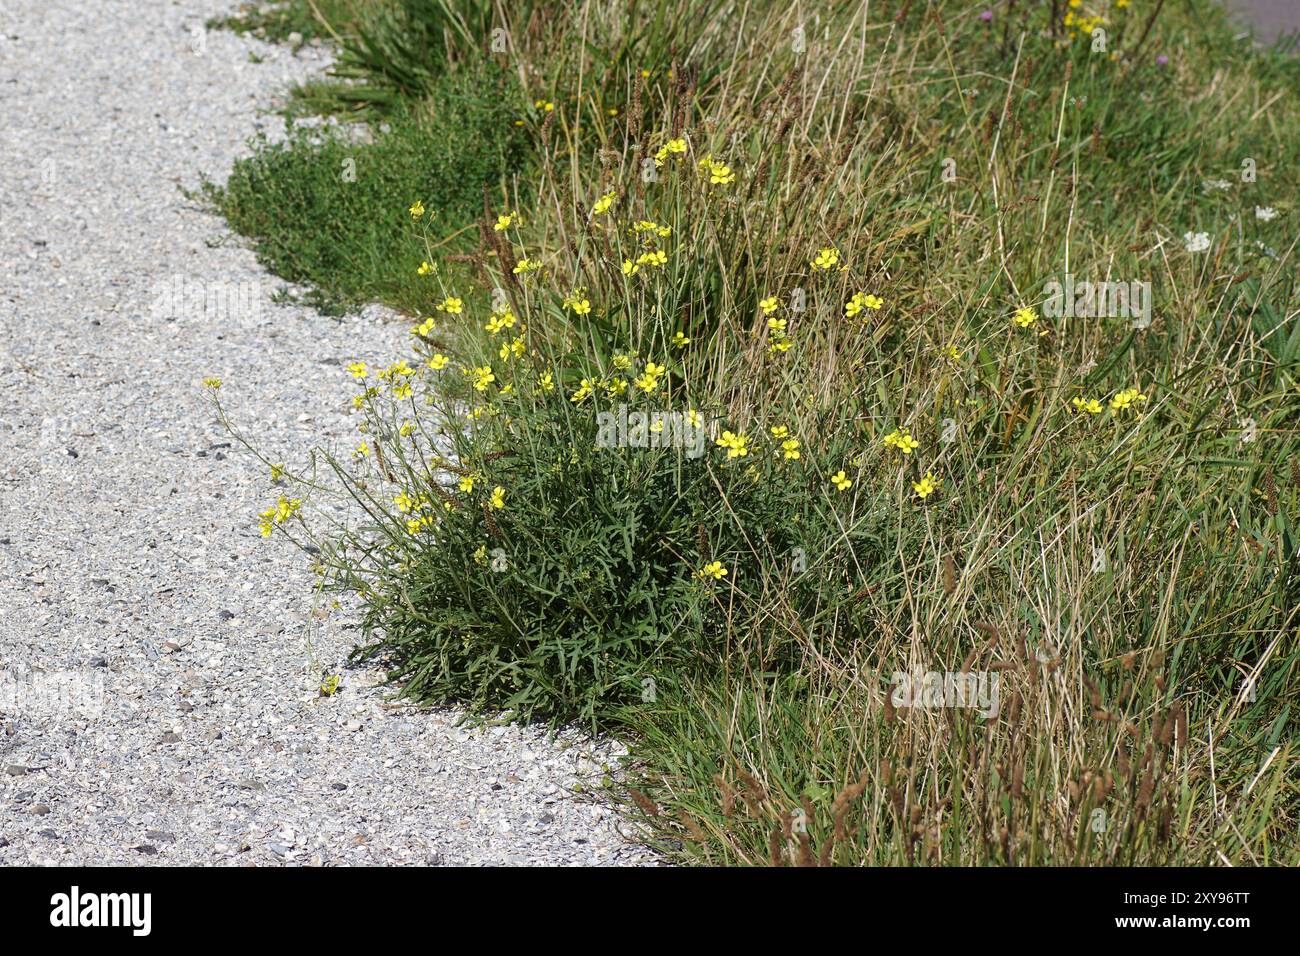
[0,0,653,866]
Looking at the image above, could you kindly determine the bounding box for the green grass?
[208,0,362,46]
[202,62,530,314]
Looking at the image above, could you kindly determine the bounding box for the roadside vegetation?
[210,0,1300,865]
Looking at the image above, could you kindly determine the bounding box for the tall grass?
[216,0,1300,865]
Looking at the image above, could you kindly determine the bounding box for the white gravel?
[0,0,654,866]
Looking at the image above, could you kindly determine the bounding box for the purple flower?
[1156,55,1169,66]
[979,9,993,22]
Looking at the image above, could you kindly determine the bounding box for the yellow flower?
[621,259,639,276]
[489,486,505,510]
[417,260,434,276]
[571,378,594,403]
[770,425,789,439]
[346,362,368,379]
[759,296,779,315]
[427,353,449,371]
[831,470,852,492]
[459,474,476,494]
[493,212,517,231]
[393,491,416,514]
[472,366,496,391]
[883,428,919,454]
[513,257,542,274]
[672,331,690,349]
[436,296,463,314]
[1109,387,1148,412]
[592,191,616,216]
[408,200,425,219]
[715,430,749,458]
[411,315,436,337]
[781,439,801,460]
[270,463,285,481]
[392,381,412,400]
[485,308,517,335]
[539,371,554,392]
[406,514,433,534]
[811,247,841,270]
[912,473,941,499]
[698,154,735,186]
[697,560,728,580]
[844,292,884,318]
[687,409,703,429]
[1013,306,1038,328]
[613,353,633,371]
[202,377,222,389]
[1071,396,1103,415]
[563,291,591,315]
[534,99,554,111]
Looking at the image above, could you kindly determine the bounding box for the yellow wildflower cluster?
[844,292,883,319]
[562,290,591,315]
[485,305,517,335]
[698,154,735,186]
[883,427,920,454]
[912,472,942,499]
[1072,396,1104,415]
[257,494,301,537]
[653,138,687,167]
[1109,387,1148,412]
[1013,306,1038,328]
[770,426,801,461]
[1064,1,1109,37]
[767,317,793,354]
[811,247,841,271]
[633,219,672,239]
[716,430,749,458]
[697,560,728,580]
[634,360,666,394]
